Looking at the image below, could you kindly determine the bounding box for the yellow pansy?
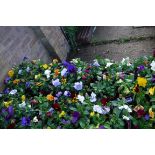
[149,108,154,119]
[21,95,26,102]
[61,78,66,84]
[149,87,155,95]
[4,101,12,108]
[72,97,78,103]
[42,64,48,69]
[8,70,14,78]
[36,82,43,86]
[46,94,54,101]
[13,79,20,84]
[59,111,66,118]
[35,74,41,79]
[137,77,147,87]
[53,59,58,64]
[90,111,95,117]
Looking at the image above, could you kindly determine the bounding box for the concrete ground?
[69,26,155,62]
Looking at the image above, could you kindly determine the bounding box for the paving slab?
[92,26,155,42]
[70,39,155,62]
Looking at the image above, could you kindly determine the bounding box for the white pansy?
[9,89,17,95]
[77,67,82,73]
[44,69,51,78]
[93,105,110,115]
[90,92,97,102]
[33,116,38,123]
[26,67,30,72]
[19,101,26,108]
[93,59,100,67]
[71,58,78,64]
[61,68,68,76]
[123,115,130,121]
[150,61,155,71]
[119,105,132,113]
[105,62,113,68]
[93,105,104,114]
[121,57,131,66]
[77,94,85,103]
[18,70,22,74]
[0,94,2,97]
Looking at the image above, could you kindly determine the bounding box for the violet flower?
[8,106,14,116]
[151,75,155,83]
[98,125,105,129]
[137,65,145,72]
[62,119,71,125]
[56,91,62,98]
[25,82,31,88]
[62,61,76,73]
[21,117,31,126]
[64,91,71,97]
[144,114,150,121]
[125,97,133,104]
[3,88,10,94]
[71,111,80,124]
[4,77,11,84]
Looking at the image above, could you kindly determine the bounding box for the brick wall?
[0,26,70,90]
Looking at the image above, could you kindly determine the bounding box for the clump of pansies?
[1,54,155,129]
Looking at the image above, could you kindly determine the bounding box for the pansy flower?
[4,77,11,84]
[150,60,155,71]
[77,94,85,103]
[73,81,83,91]
[52,103,61,111]
[62,61,76,73]
[101,98,108,106]
[137,77,147,87]
[21,117,31,127]
[9,89,17,95]
[71,111,80,124]
[137,65,145,72]
[52,79,61,87]
[90,92,97,102]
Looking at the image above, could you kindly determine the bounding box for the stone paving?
[69,26,155,62]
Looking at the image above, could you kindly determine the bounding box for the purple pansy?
[8,106,14,116]
[144,114,150,121]
[4,77,11,84]
[137,65,145,72]
[62,119,71,125]
[62,61,76,73]
[64,91,71,97]
[125,97,133,104]
[56,91,62,98]
[71,111,80,124]
[98,125,105,129]
[25,82,31,88]
[3,88,10,94]
[151,75,155,83]
[21,117,31,126]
